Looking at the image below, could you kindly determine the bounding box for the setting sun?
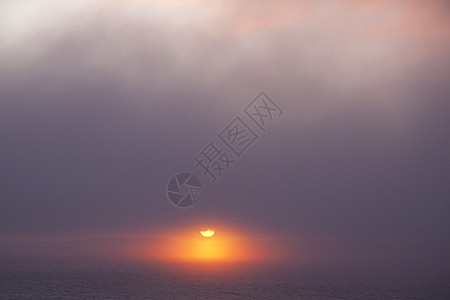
[200,229,215,238]
[138,225,267,264]
[134,223,290,266]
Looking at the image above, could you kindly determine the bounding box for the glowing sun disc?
[200,229,215,238]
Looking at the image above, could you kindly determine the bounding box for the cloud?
[0,0,449,266]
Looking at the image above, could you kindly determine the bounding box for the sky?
[1,0,449,266]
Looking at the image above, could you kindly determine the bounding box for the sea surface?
[1,259,449,299]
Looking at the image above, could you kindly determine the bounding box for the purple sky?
[1,0,449,266]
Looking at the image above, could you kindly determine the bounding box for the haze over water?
[1,259,449,299]
[1,0,449,298]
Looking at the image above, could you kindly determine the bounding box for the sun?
[140,225,269,264]
[200,229,215,238]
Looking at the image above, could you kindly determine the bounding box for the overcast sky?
[1,0,449,266]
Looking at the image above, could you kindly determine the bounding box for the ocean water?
[0,259,449,299]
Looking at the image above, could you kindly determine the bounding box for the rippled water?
[1,259,449,299]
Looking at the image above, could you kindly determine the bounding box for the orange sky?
[133,224,288,264]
